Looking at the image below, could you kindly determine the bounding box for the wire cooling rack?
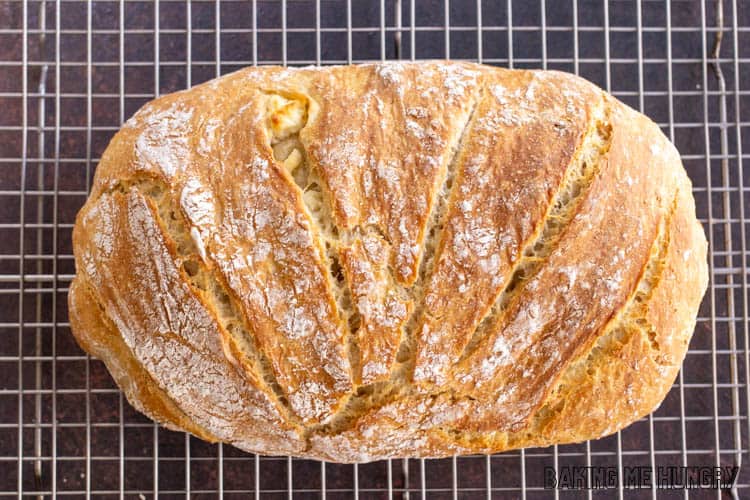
[1,0,748,497]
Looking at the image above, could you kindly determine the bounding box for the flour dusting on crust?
[69,62,707,462]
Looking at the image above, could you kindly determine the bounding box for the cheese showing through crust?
[69,62,708,463]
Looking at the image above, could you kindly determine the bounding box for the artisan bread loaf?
[68,61,708,462]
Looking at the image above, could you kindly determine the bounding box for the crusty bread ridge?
[68,61,708,462]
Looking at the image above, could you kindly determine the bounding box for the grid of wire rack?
[0,0,749,497]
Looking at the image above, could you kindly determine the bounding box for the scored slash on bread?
[68,61,708,462]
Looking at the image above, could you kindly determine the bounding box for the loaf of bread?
[69,61,708,462]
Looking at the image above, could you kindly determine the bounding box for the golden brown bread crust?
[68,278,218,442]
[68,61,708,462]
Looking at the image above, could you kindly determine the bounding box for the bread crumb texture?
[69,62,708,463]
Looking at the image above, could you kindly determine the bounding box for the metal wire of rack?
[0,0,748,497]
